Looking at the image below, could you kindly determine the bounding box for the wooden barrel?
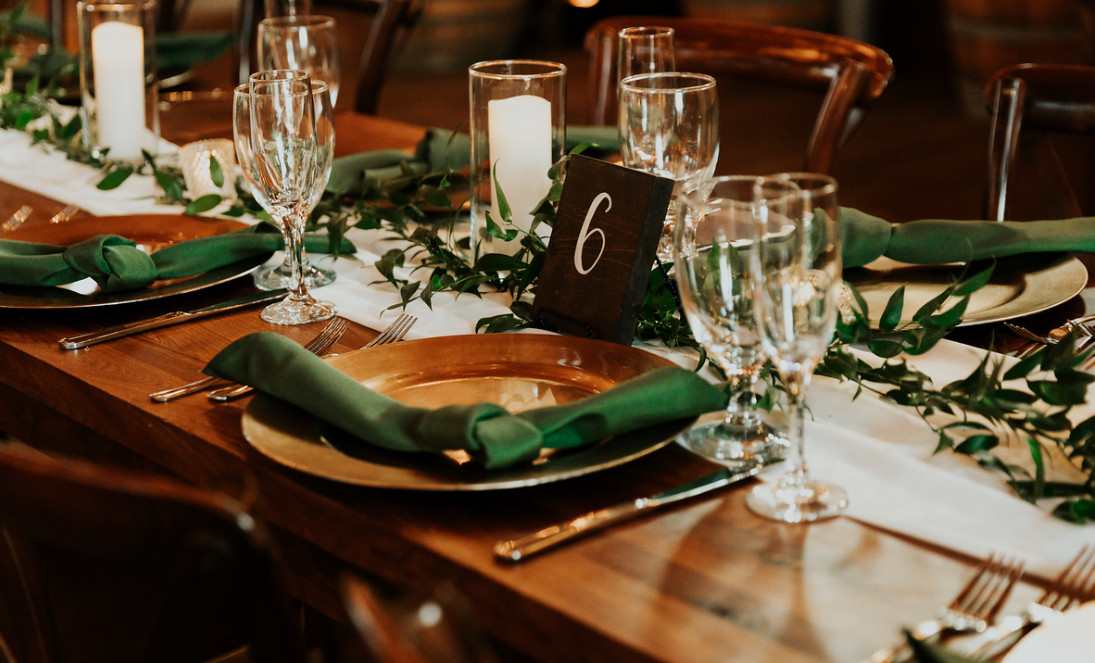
[396,0,528,73]
[944,0,1093,113]
[680,0,836,32]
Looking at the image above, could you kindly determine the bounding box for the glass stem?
[286,210,308,301]
[782,369,812,493]
[724,383,760,428]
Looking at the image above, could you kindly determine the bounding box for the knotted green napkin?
[327,126,621,196]
[204,332,726,470]
[0,226,354,293]
[842,208,1095,268]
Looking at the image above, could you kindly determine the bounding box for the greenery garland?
[3,14,1094,523]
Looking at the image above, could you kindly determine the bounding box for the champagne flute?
[745,172,846,523]
[616,26,675,90]
[257,14,341,106]
[619,72,719,262]
[673,175,787,467]
[245,69,335,325]
[236,79,337,291]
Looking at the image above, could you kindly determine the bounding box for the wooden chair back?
[0,443,305,663]
[984,63,1095,220]
[585,16,893,174]
[337,574,498,663]
[237,0,424,113]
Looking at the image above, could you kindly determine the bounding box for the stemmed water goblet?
[236,78,336,291]
[616,26,675,90]
[240,69,335,325]
[257,14,341,105]
[619,72,719,262]
[745,172,846,523]
[672,175,787,467]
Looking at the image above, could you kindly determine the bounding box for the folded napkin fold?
[0,226,354,293]
[204,332,726,470]
[327,126,621,196]
[842,208,1095,268]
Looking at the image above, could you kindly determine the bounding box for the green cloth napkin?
[204,331,726,470]
[0,226,353,293]
[156,31,234,74]
[842,208,1095,268]
[327,126,621,196]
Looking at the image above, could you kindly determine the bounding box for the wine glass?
[619,72,719,262]
[616,26,675,89]
[673,175,787,467]
[244,69,335,325]
[745,172,846,523]
[257,14,341,106]
[235,79,337,291]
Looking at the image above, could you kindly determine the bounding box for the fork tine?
[367,314,416,348]
[950,554,1024,622]
[1041,545,1095,612]
[49,203,80,224]
[305,317,348,355]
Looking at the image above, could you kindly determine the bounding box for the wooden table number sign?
[530,154,674,344]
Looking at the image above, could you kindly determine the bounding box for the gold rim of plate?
[845,253,1088,327]
[241,333,693,491]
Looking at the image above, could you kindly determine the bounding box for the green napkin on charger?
[327,126,621,196]
[0,226,353,294]
[204,331,726,470]
[842,208,1095,268]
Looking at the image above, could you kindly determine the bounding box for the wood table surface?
[0,107,1058,662]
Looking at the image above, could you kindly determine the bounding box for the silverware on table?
[969,544,1095,659]
[205,313,417,402]
[58,290,288,350]
[1006,315,1095,358]
[866,552,1025,663]
[494,460,777,563]
[149,316,349,402]
[1,204,31,232]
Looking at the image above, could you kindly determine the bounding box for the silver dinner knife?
[57,289,287,350]
[494,462,771,563]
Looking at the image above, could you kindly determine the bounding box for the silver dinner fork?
[205,313,417,402]
[1,205,31,232]
[1006,319,1095,359]
[867,553,1025,663]
[49,203,81,224]
[970,544,1095,659]
[149,317,350,402]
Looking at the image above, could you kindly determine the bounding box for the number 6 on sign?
[574,192,610,275]
[531,155,674,344]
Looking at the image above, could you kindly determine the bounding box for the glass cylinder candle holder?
[77,0,160,165]
[468,60,566,258]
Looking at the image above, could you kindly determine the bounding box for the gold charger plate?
[0,214,269,309]
[242,334,691,491]
[845,253,1088,327]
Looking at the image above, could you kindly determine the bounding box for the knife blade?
[57,289,288,350]
[493,462,772,563]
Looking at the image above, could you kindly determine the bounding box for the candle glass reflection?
[468,59,565,258]
[77,0,159,164]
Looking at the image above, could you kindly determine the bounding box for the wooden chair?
[984,63,1095,221]
[236,0,424,114]
[0,443,306,663]
[585,16,894,175]
[336,574,498,663]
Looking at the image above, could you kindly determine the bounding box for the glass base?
[260,296,336,325]
[745,478,848,524]
[676,419,787,469]
[253,260,336,291]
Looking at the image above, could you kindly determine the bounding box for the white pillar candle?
[487,95,552,241]
[91,21,146,161]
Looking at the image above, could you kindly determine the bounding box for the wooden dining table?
[0,101,1070,662]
